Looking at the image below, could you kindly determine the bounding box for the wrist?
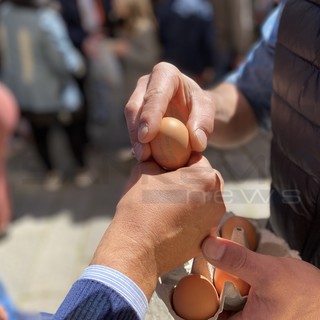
[209,86,233,123]
[91,221,158,300]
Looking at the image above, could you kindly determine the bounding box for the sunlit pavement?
[0,122,271,318]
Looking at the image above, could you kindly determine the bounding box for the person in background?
[109,0,161,104]
[0,82,41,319]
[155,0,217,87]
[0,0,94,191]
[56,0,95,142]
[0,84,18,235]
[58,0,122,125]
[124,0,320,318]
[0,81,226,319]
[56,0,88,51]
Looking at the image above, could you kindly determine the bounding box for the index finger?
[125,75,151,161]
[137,62,186,143]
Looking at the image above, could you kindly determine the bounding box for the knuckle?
[152,62,165,72]
[138,74,149,86]
[124,100,138,119]
[203,170,217,189]
[202,170,224,206]
[213,169,224,190]
[152,62,181,82]
[181,166,213,187]
[153,61,176,72]
[203,169,222,191]
[143,87,164,103]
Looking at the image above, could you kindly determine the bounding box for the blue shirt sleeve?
[79,265,148,320]
[1,264,148,320]
[225,2,285,130]
[49,265,148,320]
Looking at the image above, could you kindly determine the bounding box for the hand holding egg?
[125,62,215,162]
[213,216,258,297]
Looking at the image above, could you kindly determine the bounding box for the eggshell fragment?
[221,216,258,251]
[214,268,250,297]
[150,117,191,170]
[172,274,219,320]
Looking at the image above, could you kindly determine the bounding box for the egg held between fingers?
[150,117,192,170]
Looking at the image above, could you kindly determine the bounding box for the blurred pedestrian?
[58,0,119,124]
[0,83,18,235]
[57,0,97,140]
[155,0,217,87]
[0,0,94,191]
[109,0,161,104]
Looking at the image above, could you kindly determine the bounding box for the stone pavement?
[0,113,271,318]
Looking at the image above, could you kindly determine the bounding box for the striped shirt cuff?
[80,265,148,320]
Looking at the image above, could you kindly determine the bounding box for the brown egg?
[172,274,220,320]
[214,268,250,297]
[221,216,258,251]
[150,117,191,170]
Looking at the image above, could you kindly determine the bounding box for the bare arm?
[208,82,258,148]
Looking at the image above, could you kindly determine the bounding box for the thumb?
[202,236,265,287]
[186,88,215,152]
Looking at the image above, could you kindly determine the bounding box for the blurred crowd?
[0,0,275,192]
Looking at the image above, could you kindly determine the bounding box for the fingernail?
[202,237,226,261]
[138,123,149,142]
[133,142,144,160]
[195,129,207,150]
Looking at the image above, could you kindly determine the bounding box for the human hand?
[124,62,216,161]
[202,236,320,320]
[91,154,225,300]
[0,84,18,234]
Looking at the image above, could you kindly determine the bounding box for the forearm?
[207,4,283,148]
[90,219,158,301]
[208,82,258,148]
[54,217,150,320]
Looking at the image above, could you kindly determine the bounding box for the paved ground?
[0,108,271,318]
